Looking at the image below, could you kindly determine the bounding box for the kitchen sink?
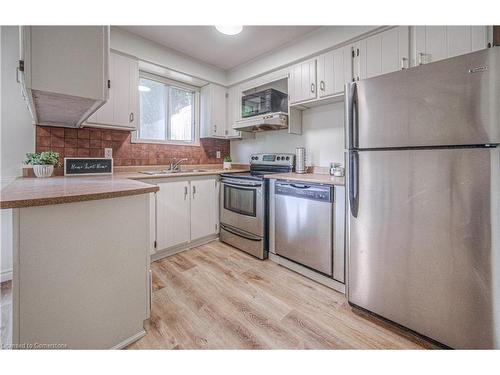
[139,169,210,175]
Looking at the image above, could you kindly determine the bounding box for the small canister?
[296,147,306,174]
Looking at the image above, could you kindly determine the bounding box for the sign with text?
[64,158,113,176]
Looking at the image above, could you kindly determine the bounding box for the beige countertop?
[264,172,345,186]
[0,166,249,209]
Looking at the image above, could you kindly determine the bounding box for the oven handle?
[221,180,262,189]
[220,223,262,242]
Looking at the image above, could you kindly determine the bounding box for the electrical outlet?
[104,148,113,159]
[216,151,221,159]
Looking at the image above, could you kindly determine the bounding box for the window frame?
[132,71,200,146]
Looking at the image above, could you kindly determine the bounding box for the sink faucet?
[170,158,188,171]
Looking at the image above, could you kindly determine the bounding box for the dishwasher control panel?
[275,182,332,202]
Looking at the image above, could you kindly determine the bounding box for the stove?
[220,153,295,180]
[219,153,295,259]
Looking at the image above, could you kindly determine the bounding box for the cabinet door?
[212,84,226,136]
[87,52,138,129]
[190,178,217,240]
[200,84,226,137]
[225,85,242,138]
[364,26,410,79]
[317,51,335,98]
[289,59,317,103]
[353,40,367,81]
[156,181,190,250]
[414,26,489,66]
[302,59,317,101]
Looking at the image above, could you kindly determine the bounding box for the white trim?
[269,252,346,294]
[151,235,218,262]
[109,330,146,350]
[0,269,13,283]
[132,73,201,146]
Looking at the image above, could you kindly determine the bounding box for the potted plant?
[223,155,232,170]
[24,151,60,178]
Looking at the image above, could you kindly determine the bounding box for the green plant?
[24,151,60,166]
[223,155,232,163]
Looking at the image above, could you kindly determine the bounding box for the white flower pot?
[33,165,54,178]
[223,161,232,170]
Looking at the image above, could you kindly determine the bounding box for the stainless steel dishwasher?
[275,181,333,276]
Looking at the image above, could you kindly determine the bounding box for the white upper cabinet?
[19,26,109,128]
[317,45,353,98]
[86,52,139,130]
[200,83,227,138]
[225,85,244,138]
[289,59,317,104]
[413,26,490,66]
[190,178,218,240]
[354,26,410,81]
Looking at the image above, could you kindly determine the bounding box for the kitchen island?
[1,175,159,349]
[0,166,247,349]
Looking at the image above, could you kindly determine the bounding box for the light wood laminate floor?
[128,240,434,349]
[1,280,12,349]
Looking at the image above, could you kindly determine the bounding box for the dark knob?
[286,156,290,160]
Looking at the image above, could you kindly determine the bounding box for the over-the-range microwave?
[241,89,288,118]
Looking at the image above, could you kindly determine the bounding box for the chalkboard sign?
[64,158,113,176]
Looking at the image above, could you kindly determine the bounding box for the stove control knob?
[277,156,281,160]
[286,156,290,161]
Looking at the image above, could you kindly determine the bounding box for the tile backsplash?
[36,126,230,166]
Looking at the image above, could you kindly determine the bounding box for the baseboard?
[0,269,13,283]
[151,234,219,262]
[110,330,146,350]
[269,253,346,294]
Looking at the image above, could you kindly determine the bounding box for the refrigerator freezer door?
[353,47,500,149]
[347,147,500,349]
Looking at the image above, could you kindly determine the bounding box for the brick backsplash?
[35,126,230,166]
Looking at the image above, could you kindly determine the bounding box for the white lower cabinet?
[190,179,218,240]
[156,180,190,250]
[155,177,218,252]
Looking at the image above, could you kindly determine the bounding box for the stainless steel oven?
[220,177,263,237]
[219,153,295,260]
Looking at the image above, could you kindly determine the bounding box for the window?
[134,74,199,145]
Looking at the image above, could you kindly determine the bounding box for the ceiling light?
[215,25,243,36]
[138,85,151,92]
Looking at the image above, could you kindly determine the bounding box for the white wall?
[110,27,227,86]
[1,26,35,282]
[231,102,345,167]
[227,26,380,85]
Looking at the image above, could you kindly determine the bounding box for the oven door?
[220,178,264,236]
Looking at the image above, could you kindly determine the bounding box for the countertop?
[0,167,248,209]
[264,172,345,186]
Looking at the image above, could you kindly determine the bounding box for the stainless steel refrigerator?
[345,47,500,349]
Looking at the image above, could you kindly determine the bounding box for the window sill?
[131,138,201,147]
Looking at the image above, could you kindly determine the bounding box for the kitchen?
[1,3,500,372]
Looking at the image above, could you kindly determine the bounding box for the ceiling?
[118,26,322,70]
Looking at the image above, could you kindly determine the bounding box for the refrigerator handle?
[349,151,359,218]
[345,82,358,150]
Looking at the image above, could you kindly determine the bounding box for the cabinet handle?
[184,186,188,200]
[129,113,134,123]
[311,83,315,93]
[213,124,217,133]
[401,57,409,70]
[192,185,196,198]
[16,67,21,83]
[320,81,325,91]
[417,52,430,66]
[225,130,228,135]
